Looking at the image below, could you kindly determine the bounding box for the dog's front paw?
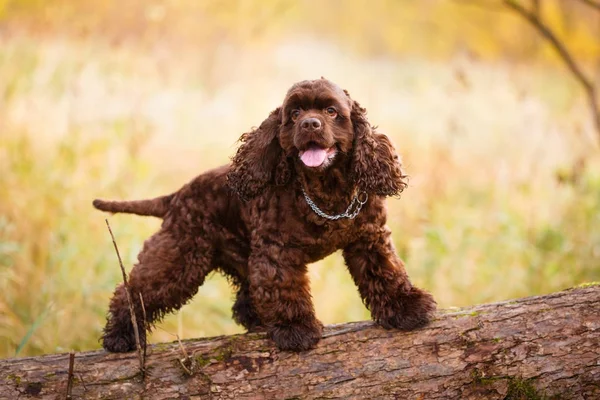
[270,320,323,352]
[375,286,437,331]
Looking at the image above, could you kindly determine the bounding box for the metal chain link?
[302,188,368,220]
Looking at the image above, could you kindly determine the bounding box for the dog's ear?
[227,107,291,200]
[349,97,408,196]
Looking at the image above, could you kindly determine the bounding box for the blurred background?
[1,0,599,358]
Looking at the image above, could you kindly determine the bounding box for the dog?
[94,78,436,352]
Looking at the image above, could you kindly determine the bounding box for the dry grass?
[0,31,599,357]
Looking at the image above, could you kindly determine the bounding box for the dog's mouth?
[299,143,338,168]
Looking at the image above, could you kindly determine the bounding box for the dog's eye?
[291,109,301,121]
[325,107,337,117]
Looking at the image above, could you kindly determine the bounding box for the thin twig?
[77,373,87,392]
[156,326,190,359]
[105,219,146,377]
[156,325,194,375]
[178,358,193,375]
[503,0,600,143]
[176,335,189,360]
[65,351,75,399]
[138,292,148,368]
[175,334,193,375]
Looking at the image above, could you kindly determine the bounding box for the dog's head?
[278,79,354,170]
[227,78,407,200]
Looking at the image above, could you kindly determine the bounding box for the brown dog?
[94,78,436,352]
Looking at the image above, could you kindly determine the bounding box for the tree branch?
[503,0,600,143]
[1,285,599,399]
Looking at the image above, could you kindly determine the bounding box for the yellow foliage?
[1,0,599,358]
[0,0,598,63]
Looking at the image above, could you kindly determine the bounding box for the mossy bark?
[1,285,599,399]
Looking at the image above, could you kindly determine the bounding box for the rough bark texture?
[1,285,599,400]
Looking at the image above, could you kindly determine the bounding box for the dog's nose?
[300,118,322,131]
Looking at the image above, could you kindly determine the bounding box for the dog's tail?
[93,194,174,218]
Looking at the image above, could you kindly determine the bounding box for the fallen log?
[1,285,599,399]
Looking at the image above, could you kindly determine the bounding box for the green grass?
[0,34,599,358]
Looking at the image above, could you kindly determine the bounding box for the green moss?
[152,342,171,352]
[7,374,21,385]
[193,344,235,369]
[472,370,547,400]
[450,309,490,319]
[492,337,502,343]
[505,377,546,400]
[244,332,266,340]
[576,281,600,288]
[195,355,211,368]
[214,346,233,362]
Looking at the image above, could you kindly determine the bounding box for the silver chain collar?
[301,188,368,220]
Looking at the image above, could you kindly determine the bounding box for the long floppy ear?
[227,107,291,200]
[350,99,408,196]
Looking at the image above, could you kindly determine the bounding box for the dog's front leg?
[248,248,322,351]
[343,228,436,331]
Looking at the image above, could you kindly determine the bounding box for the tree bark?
[1,285,599,399]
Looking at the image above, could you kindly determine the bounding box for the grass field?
[1,31,599,358]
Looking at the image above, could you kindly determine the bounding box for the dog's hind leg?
[102,228,214,352]
[218,264,264,332]
[232,280,264,332]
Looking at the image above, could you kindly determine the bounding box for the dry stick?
[105,219,145,377]
[138,293,148,367]
[504,0,600,144]
[156,326,193,375]
[77,373,88,392]
[65,351,75,400]
[177,346,193,376]
[175,335,190,362]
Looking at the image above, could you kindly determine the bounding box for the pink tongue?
[301,148,328,167]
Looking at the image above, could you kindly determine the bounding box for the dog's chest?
[282,215,362,262]
[249,191,380,263]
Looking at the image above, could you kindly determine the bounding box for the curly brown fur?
[94,78,436,353]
